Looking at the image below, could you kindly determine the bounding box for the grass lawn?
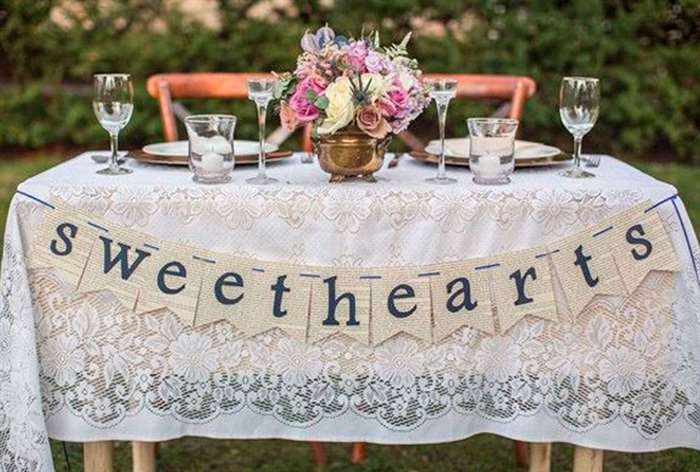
[2,155,699,471]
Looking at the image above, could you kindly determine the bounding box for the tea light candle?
[201,152,225,173]
[478,154,501,179]
[209,135,233,154]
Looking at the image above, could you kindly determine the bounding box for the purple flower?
[365,51,391,74]
[346,41,368,72]
[300,25,336,53]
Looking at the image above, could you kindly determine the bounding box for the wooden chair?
[146,72,310,149]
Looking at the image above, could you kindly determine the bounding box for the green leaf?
[314,96,329,109]
[305,90,317,102]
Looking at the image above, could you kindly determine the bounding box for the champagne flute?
[559,76,600,178]
[93,74,134,175]
[424,78,458,184]
[246,78,278,185]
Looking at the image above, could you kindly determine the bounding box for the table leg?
[310,442,327,467]
[573,446,603,472]
[84,441,113,472]
[514,441,530,466]
[132,441,156,472]
[528,442,551,472]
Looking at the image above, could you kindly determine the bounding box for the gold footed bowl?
[313,129,391,183]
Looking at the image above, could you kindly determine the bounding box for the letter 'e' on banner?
[370,270,432,345]
[549,221,627,318]
[431,259,495,341]
[308,268,370,345]
[493,247,558,333]
[134,241,205,326]
[78,226,154,311]
[30,201,99,289]
[194,253,250,328]
[609,202,680,293]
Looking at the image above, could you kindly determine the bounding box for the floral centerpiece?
[277,25,428,182]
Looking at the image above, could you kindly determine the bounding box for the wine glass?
[559,76,600,178]
[425,78,458,185]
[92,74,134,175]
[246,78,278,185]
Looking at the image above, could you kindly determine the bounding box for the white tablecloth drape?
[1,153,699,471]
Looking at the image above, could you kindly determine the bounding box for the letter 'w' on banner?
[78,227,153,311]
[431,259,495,340]
[370,270,432,345]
[608,201,680,293]
[493,247,558,333]
[30,202,98,289]
[134,241,205,326]
[308,268,370,345]
[549,220,627,318]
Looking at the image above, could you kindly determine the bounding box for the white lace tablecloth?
[2,153,699,471]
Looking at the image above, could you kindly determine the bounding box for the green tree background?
[1,0,699,163]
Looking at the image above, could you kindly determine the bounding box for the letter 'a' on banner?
[78,226,154,311]
[29,200,99,289]
[549,220,627,318]
[608,201,680,293]
[308,268,370,345]
[135,241,205,326]
[431,259,495,340]
[493,247,558,333]
[370,269,432,345]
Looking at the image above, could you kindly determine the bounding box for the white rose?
[360,73,390,99]
[318,77,355,135]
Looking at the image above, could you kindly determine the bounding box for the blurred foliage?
[1,0,699,162]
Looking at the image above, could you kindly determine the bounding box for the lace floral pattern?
[2,156,700,470]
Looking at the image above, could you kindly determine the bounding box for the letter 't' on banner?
[308,269,370,344]
[609,203,680,293]
[30,200,99,289]
[431,260,495,340]
[493,247,558,333]
[78,227,153,310]
[550,217,629,318]
[371,271,432,345]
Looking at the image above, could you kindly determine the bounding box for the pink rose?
[289,77,326,123]
[387,87,410,112]
[377,97,397,117]
[279,101,299,130]
[356,105,392,139]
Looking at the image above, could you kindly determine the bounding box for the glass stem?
[109,132,119,172]
[436,101,448,179]
[257,102,267,179]
[573,136,583,169]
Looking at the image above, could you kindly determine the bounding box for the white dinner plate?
[425,138,560,161]
[142,140,278,157]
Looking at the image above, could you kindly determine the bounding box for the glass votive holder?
[467,118,519,185]
[185,114,237,184]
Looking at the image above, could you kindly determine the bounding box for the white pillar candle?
[209,135,233,154]
[478,154,501,178]
[201,152,225,172]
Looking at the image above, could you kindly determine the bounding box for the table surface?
[2,153,699,472]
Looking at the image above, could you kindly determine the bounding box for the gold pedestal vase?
[313,129,391,183]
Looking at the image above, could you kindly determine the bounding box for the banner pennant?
[493,247,558,333]
[431,259,495,340]
[370,270,432,345]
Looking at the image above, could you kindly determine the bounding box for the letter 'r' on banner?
[493,247,558,333]
[431,259,495,340]
[370,270,432,345]
[78,226,154,311]
[549,220,627,318]
[30,201,99,290]
[308,269,370,345]
[609,202,680,292]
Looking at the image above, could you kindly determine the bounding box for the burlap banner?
[26,197,681,345]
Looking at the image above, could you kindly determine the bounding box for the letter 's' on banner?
[549,220,627,318]
[431,259,495,340]
[308,268,370,344]
[30,201,98,289]
[370,269,432,345]
[135,241,205,326]
[78,226,154,311]
[609,202,680,293]
[493,247,558,333]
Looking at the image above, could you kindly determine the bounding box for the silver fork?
[584,154,602,167]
